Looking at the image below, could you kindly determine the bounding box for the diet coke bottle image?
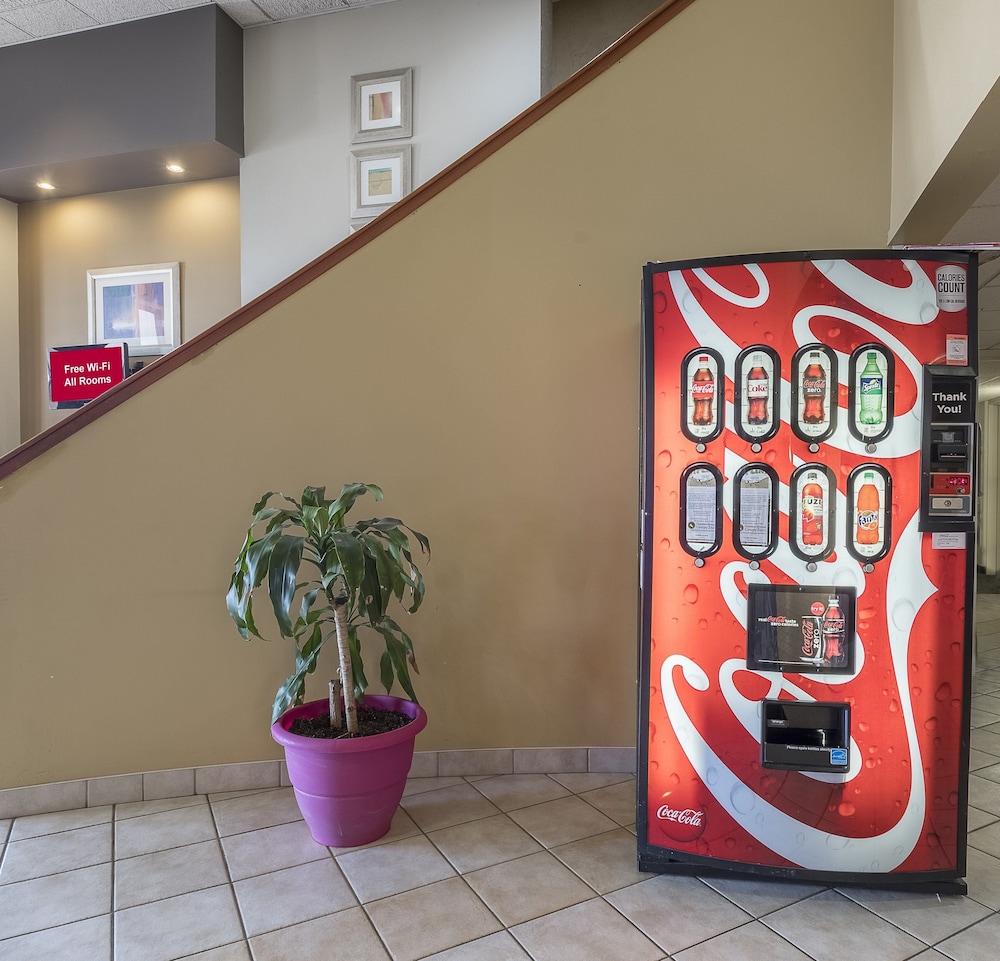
[746,354,769,424]
[821,597,847,668]
[691,357,714,427]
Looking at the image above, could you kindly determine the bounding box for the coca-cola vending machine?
[638,250,978,892]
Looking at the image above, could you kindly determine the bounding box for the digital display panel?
[746,583,855,675]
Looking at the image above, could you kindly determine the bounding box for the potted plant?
[227,483,430,846]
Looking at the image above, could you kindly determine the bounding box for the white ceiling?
[0,0,397,46]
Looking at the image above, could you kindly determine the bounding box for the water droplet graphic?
[684,584,699,604]
[892,598,916,630]
[920,301,937,323]
[924,716,938,731]
[657,450,672,468]
[838,802,856,816]
[825,833,850,850]
[705,766,719,786]
[936,682,952,703]
[730,784,756,815]
[698,618,708,630]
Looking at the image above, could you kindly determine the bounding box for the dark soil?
[290,706,413,739]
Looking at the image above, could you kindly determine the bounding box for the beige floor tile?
[464,849,593,926]
[9,805,111,841]
[115,794,204,820]
[510,897,664,961]
[403,776,467,797]
[551,827,653,894]
[672,919,811,961]
[0,863,111,940]
[115,802,218,859]
[233,856,356,937]
[469,774,571,811]
[210,787,304,837]
[761,889,924,961]
[548,772,634,793]
[115,838,230,909]
[337,834,456,902]
[0,914,110,961]
[968,774,1000,816]
[423,930,532,960]
[115,884,244,961]
[578,779,636,825]
[507,794,619,848]
[967,806,998,832]
[0,822,112,883]
[964,847,1000,910]
[182,944,252,961]
[250,907,391,961]
[221,818,330,881]
[400,781,502,832]
[839,885,992,944]
[699,875,826,918]
[365,876,502,961]
[428,813,542,873]
[606,874,752,953]
[968,819,1000,857]
[934,910,1000,961]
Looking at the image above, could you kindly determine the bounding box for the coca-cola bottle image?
[801,473,824,546]
[802,352,826,424]
[856,471,880,545]
[691,358,714,427]
[822,597,846,667]
[746,355,769,424]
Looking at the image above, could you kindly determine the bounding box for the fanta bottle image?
[857,472,879,545]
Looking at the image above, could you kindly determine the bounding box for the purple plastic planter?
[271,694,427,847]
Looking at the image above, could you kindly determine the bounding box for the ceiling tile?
[70,0,168,25]
[1,0,98,37]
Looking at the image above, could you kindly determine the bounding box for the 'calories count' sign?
[49,345,126,404]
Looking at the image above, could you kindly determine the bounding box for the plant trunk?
[332,596,358,735]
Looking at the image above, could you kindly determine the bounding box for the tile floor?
[4,595,1000,960]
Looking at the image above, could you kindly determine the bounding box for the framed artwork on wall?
[351,67,413,143]
[87,262,180,356]
[350,144,412,219]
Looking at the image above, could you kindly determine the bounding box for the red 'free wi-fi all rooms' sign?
[49,345,126,404]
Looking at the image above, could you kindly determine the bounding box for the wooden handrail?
[0,0,697,483]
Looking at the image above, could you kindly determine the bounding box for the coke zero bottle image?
[802,351,826,424]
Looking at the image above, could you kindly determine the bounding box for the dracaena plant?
[227,483,429,732]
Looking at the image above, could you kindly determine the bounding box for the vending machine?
[638,250,978,892]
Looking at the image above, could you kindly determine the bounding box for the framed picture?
[87,262,180,357]
[351,67,412,143]
[350,144,412,219]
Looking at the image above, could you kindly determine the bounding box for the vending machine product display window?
[639,248,977,893]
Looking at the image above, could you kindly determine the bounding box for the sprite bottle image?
[859,352,884,425]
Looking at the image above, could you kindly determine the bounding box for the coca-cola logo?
[655,794,707,842]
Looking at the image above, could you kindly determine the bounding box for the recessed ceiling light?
[37,181,55,190]
[166,164,184,173]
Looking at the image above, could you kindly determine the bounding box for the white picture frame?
[350,144,412,219]
[351,67,413,143]
[87,262,180,357]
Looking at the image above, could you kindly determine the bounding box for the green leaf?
[267,534,304,636]
[331,531,366,593]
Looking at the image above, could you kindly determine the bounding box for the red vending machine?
[639,250,978,892]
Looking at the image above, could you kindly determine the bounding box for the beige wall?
[0,0,897,790]
[17,178,241,442]
[891,0,1000,241]
[0,198,17,453]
